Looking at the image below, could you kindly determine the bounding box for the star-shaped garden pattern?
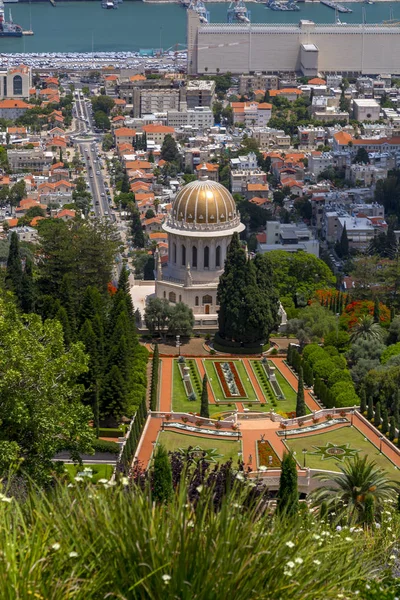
[178,446,223,463]
[310,442,360,462]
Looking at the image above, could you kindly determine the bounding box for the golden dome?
[172,178,237,226]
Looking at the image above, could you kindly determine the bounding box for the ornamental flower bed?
[215,361,246,398]
[257,441,281,468]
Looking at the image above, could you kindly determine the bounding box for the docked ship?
[0,1,22,36]
[265,0,300,10]
[320,0,352,14]
[227,0,251,23]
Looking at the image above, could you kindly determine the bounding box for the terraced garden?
[285,426,400,477]
[203,359,258,403]
[171,360,227,417]
[157,430,242,465]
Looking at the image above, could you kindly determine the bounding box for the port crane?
[188,0,209,23]
[227,0,251,24]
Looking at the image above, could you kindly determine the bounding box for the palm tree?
[349,314,384,343]
[310,455,397,525]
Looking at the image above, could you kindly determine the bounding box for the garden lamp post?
[351,409,354,426]
[302,448,307,468]
[176,334,181,357]
[379,435,384,454]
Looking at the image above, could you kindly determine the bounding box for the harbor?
[0,1,399,53]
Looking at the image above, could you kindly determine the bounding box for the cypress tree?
[55,306,72,347]
[367,396,374,421]
[359,388,367,414]
[374,401,381,428]
[120,170,130,193]
[389,416,396,441]
[296,366,306,417]
[364,494,375,527]
[276,452,299,517]
[340,223,349,257]
[373,297,380,324]
[152,444,173,504]
[314,376,321,399]
[287,344,293,366]
[5,231,23,297]
[200,374,209,418]
[131,208,145,248]
[381,405,389,435]
[150,344,160,411]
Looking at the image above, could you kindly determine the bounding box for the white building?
[230,152,258,171]
[258,221,319,257]
[155,178,245,327]
[167,107,214,129]
[0,65,31,100]
[353,99,381,122]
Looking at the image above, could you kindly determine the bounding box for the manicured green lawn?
[203,359,258,403]
[64,463,114,483]
[157,430,242,465]
[172,360,233,417]
[285,426,400,478]
[269,362,311,416]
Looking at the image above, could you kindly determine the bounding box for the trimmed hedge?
[117,395,148,476]
[92,439,120,454]
[150,344,159,411]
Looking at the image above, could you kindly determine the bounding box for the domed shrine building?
[155,177,245,327]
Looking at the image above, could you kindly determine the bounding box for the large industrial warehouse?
[187,10,400,76]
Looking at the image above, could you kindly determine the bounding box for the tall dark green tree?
[120,171,130,194]
[367,396,374,421]
[381,405,389,435]
[5,232,23,297]
[389,416,396,441]
[100,365,126,425]
[160,134,180,164]
[359,388,367,414]
[131,208,145,248]
[217,233,279,344]
[339,224,349,258]
[200,374,209,419]
[152,444,173,504]
[20,258,35,313]
[276,452,299,517]
[295,366,306,417]
[374,401,381,428]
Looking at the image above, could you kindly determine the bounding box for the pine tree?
[373,297,380,323]
[152,444,173,504]
[276,452,299,517]
[374,401,381,428]
[359,388,367,414]
[20,258,35,313]
[389,416,396,441]
[381,405,389,435]
[55,306,72,347]
[367,396,374,421]
[5,232,23,297]
[100,365,126,425]
[200,374,209,418]
[296,366,306,417]
[118,265,130,295]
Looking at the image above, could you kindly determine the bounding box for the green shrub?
[302,344,321,360]
[327,369,352,388]
[313,359,336,380]
[92,439,120,453]
[308,348,329,367]
[332,355,347,369]
[381,342,400,364]
[323,345,339,357]
[335,391,360,408]
[330,381,354,397]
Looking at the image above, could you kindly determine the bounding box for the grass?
[269,361,311,416]
[203,359,258,403]
[64,463,114,483]
[285,425,400,478]
[157,430,242,465]
[172,360,231,417]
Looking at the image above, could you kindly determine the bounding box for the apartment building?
[186,80,215,109]
[8,149,51,172]
[167,107,214,129]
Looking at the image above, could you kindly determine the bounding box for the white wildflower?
[196,485,204,493]
[187,520,195,528]
[374,523,381,529]
[235,474,244,482]
[162,574,171,585]
[107,480,117,487]
[390,555,396,561]
[286,541,295,548]
[121,477,129,486]
[286,561,295,569]
[67,483,74,488]
[51,543,60,551]
[69,551,78,558]
[74,476,83,482]
[336,526,342,532]
[345,537,352,542]
[313,559,321,566]
[312,534,321,540]
[97,479,108,484]
[0,494,12,503]
[294,557,303,564]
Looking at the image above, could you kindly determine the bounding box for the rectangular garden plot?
[203,359,258,403]
[157,430,242,465]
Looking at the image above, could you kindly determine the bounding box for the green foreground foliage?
[0,478,398,599]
